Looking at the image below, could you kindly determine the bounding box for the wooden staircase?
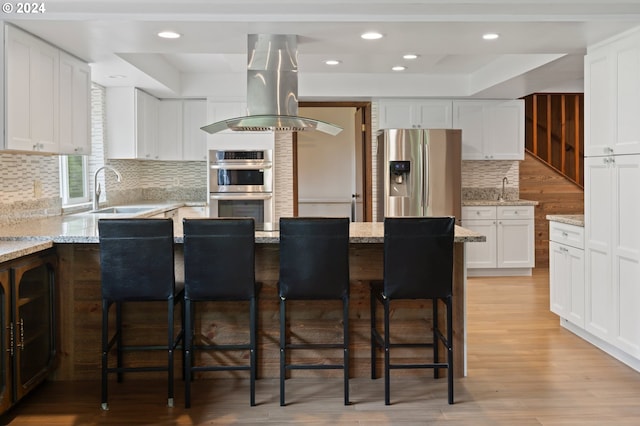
[523,93,584,188]
[519,93,585,268]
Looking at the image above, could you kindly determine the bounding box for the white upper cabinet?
[182,100,207,161]
[453,100,525,160]
[136,90,159,160]
[158,99,207,161]
[2,24,90,155]
[58,51,91,155]
[585,30,640,157]
[378,99,453,129]
[158,100,183,161]
[106,87,165,160]
[4,24,59,153]
[206,100,246,123]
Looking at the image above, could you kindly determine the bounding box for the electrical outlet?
[33,180,43,198]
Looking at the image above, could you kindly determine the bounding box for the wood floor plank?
[3,268,640,425]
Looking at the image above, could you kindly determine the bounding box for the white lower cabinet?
[549,221,585,328]
[560,154,640,373]
[585,154,640,358]
[462,205,535,276]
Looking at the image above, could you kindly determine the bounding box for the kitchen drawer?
[462,206,496,220]
[497,205,533,220]
[549,221,584,249]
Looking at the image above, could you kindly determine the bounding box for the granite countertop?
[463,199,539,206]
[0,202,486,254]
[0,240,55,263]
[546,214,585,227]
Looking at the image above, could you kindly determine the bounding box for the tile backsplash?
[0,152,61,224]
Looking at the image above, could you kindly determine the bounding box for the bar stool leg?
[343,295,350,405]
[447,296,454,405]
[279,296,286,406]
[433,298,439,379]
[167,299,175,408]
[250,295,257,407]
[384,298,391,406]
[184,298,193,408]
[370,287,377,380]
[101,299,110,411]
[116,301,123,383]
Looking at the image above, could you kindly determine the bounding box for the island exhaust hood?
[201,34,342,136]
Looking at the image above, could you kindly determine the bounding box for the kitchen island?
[0,205,484,382]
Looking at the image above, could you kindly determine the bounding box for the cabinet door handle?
[560,247,569,253]
[6,323,14,356]
[18,318,25,351]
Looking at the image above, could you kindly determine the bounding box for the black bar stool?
[98,218,184,410]
[278,217,351,406]
[182,218,260,408]
[370,216,455,405]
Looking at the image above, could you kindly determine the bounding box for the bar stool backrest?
[383,216,455,300]
[98,218,176,301]
[183,218,256,301]
[278,217,350,300]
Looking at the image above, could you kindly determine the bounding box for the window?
[60,155,90,206]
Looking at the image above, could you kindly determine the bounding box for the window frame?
[59,154,91,206]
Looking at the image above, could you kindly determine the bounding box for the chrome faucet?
[499,177,509,202]
[93,165,122,210]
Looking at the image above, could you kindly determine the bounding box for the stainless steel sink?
[89,206,153,214]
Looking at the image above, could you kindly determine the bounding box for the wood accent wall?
[523,93,584,187]
[519,152,584,267]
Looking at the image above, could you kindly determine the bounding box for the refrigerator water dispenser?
[389,160,410,196]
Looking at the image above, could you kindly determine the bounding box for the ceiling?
[6,0,640,99]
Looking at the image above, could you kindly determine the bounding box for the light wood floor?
[3,268,640,425]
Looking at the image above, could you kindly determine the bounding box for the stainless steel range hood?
[201,34,342,136]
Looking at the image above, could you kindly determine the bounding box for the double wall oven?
[209,149,274,223]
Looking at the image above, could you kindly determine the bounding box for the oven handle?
[210,193,273,200]
[210,163,272,170]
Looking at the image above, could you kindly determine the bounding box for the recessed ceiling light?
[361,32,383,40]
[482,33,499,40]
[108,74,126,79]
[403,54,419,60]
[325,59,341,66]
[158,31,181,39]
[392,66,406,71]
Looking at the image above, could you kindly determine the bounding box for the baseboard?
[467,268,533,277]
[561,318,640,373]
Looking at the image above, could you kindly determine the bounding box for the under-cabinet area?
[0,249,57,414]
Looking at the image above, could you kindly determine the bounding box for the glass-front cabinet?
[0,249,56,415]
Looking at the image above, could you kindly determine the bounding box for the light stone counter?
[546,214,584,227]
[463,199,539,206]
[0,202,485,245]
[0,240,54,263]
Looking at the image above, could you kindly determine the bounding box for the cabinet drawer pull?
[562,231,569,237]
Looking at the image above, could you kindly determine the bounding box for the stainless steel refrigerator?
[377,128,462,222]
